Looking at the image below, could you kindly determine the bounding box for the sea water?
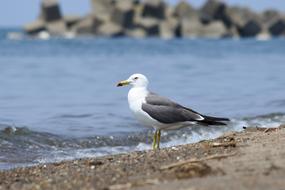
[0,28,285,169]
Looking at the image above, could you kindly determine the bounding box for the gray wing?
[142,92,204,124]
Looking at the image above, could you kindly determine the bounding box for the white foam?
[7,32,24,40]
[35,146,131,164]
[37,31,50,40]
[256,33,271,41]
[135,142,151,151]
[64,32,76,39]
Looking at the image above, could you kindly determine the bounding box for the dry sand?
[0,125,285,190]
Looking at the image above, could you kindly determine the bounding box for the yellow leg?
[155,129,161,149]
[152,130,157,150]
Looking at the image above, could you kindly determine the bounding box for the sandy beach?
[0,125,284,190]
[1,0,285,188]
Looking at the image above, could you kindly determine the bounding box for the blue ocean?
[0,28,285,169]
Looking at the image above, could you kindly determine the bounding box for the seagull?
[117,73,229,150]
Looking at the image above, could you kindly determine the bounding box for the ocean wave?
[1,112,284,170]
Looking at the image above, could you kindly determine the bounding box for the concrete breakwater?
[24,0,285,39]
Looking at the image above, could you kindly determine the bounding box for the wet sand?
[0,125,285,190]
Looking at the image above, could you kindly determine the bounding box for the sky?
[0,0,285,27]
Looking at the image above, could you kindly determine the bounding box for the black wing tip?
[219,118,230,121]
[215,121,228,125]
[200,120,228,126]
[200,115,230,126]
[203,115,230,121]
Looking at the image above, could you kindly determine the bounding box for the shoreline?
[0,125,285,190]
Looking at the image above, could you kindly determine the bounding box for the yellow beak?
[117,80,130,87]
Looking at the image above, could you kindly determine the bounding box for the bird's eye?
[134,77,139,80]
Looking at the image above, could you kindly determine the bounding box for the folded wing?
[142,92,229,125]
[142,92,204,124]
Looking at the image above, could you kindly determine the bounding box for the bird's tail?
[199,115,230,126]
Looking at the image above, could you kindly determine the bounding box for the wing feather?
[142,93,204,124]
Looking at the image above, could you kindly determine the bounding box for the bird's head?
[117,73,149,88]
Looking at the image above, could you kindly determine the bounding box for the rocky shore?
[24,0,285,39]
[0,124,285,190]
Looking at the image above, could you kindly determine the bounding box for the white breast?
[128,87,159,128]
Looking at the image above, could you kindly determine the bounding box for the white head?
[117,73,149,88]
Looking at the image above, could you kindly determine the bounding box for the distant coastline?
[23,0,285,39]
